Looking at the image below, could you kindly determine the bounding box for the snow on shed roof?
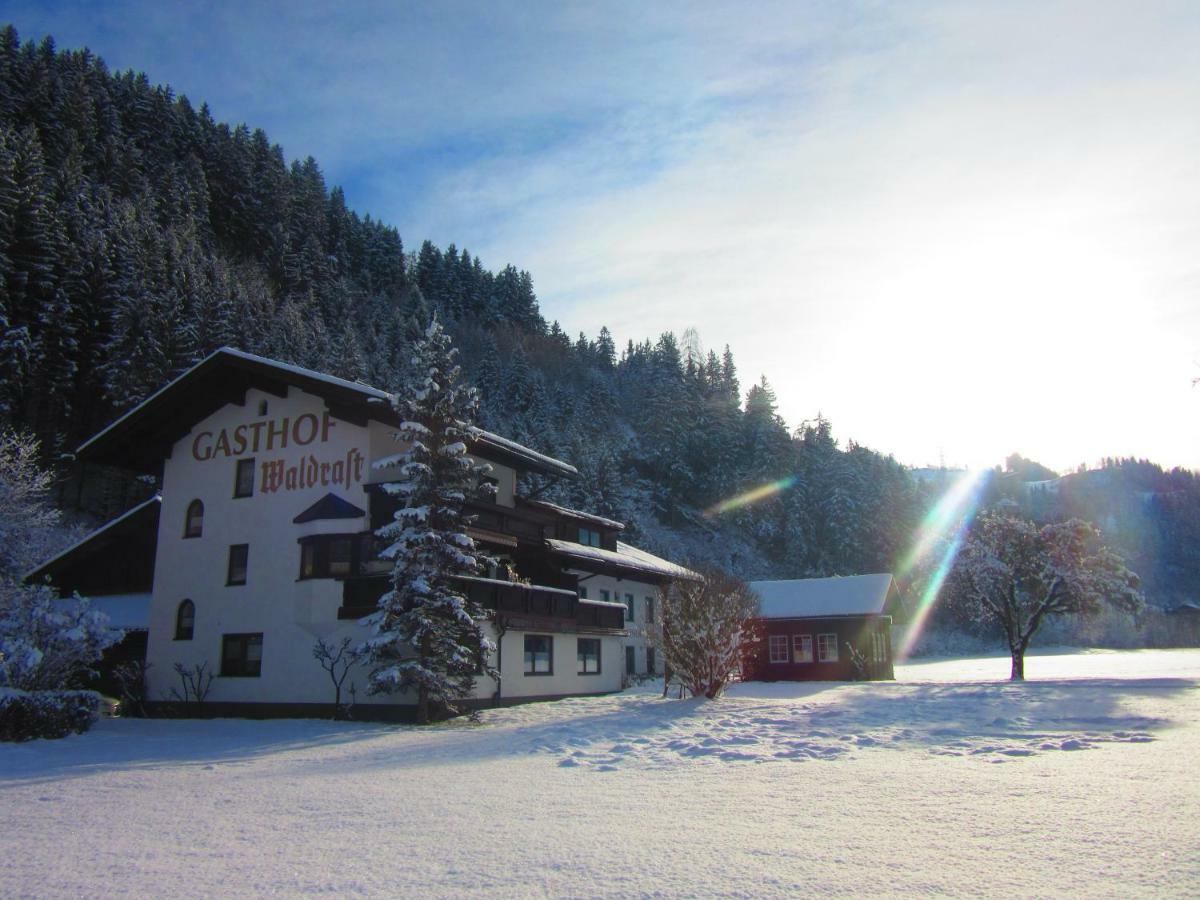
[547,539,699,582]
[749,574,899,619]
[76,347,576,478]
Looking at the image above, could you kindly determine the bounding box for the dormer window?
[578,527,602,548]
[184,500,204,538]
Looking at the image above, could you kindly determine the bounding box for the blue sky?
[6,1,1200,471]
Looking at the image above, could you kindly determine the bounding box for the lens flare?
[703,476,797,518]
[894,469,989,660]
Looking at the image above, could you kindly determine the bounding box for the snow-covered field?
[2,649,1197,897]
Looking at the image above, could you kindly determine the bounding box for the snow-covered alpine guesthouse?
[743,575,902,681]
[29,348,695,718]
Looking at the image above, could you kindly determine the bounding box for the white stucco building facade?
[61,348,694,718]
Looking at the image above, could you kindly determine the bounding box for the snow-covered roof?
[547,539,698,582]
[65,592,151,630]
[523,499,624,531]
[76,346,576,478]
[473,430,577,478]
[25,495,162,583]
[748,574,899,619]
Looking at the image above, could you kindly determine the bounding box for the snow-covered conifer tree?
[358,317,496,723]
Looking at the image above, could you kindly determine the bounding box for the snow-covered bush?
[0,583,121,691]
[648,570,760,699]
[0,429,122,695]
[0,687,101,742]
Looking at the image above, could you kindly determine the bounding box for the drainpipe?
[492,615,508,706]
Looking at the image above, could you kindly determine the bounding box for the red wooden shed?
[744,574,903,681]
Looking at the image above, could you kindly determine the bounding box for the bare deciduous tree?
[648,570,760,699]
[948,512,1143,680]
[313,636,357,719]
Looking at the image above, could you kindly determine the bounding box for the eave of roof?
[25,495,162,584]
[75,347,576,478]
[547,538,698,582]
[521,499,623,530]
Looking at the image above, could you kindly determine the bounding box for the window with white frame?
[624,594,635,623]
[645,595,655,624]
[769,634,789,663]
[524,634,553,675]
[793,634,813,663]
[577,638,601,675]
[817,633,839,663]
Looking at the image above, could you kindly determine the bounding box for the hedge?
[0,689,101,742]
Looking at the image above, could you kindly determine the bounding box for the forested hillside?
[0,26,931,579]
[1009,459,1200,609]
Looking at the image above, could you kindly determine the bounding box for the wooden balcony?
[337,574,625,633]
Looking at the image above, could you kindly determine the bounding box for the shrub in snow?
[0,429,122,694]
[947,511,1143,680]
[313,636,356,719]
[168,661,214,710]
[0,688,100,742]
[648,569,760,699]
[357,317,497,724]
[0,583,122,691]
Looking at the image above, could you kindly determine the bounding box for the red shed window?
[793,634,813,663]
[769,635,789,663]
[817,633,839,663]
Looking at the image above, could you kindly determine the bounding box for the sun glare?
[894,469,989,660]
[703,476,798,518]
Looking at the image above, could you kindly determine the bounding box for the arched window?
[184,500,204,538]
[175,600,195,640]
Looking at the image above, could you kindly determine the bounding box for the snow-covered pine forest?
[1,28,1197,612]
[0,27,923,580]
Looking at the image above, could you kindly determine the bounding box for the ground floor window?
[817,633,839,663]
[769,634,789,663]
[221,633,263,677]
[793,634,813,663]
[524,634,553,675]
[647,647,656,674]
[577,638,601,674]
[625,645,636,675]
